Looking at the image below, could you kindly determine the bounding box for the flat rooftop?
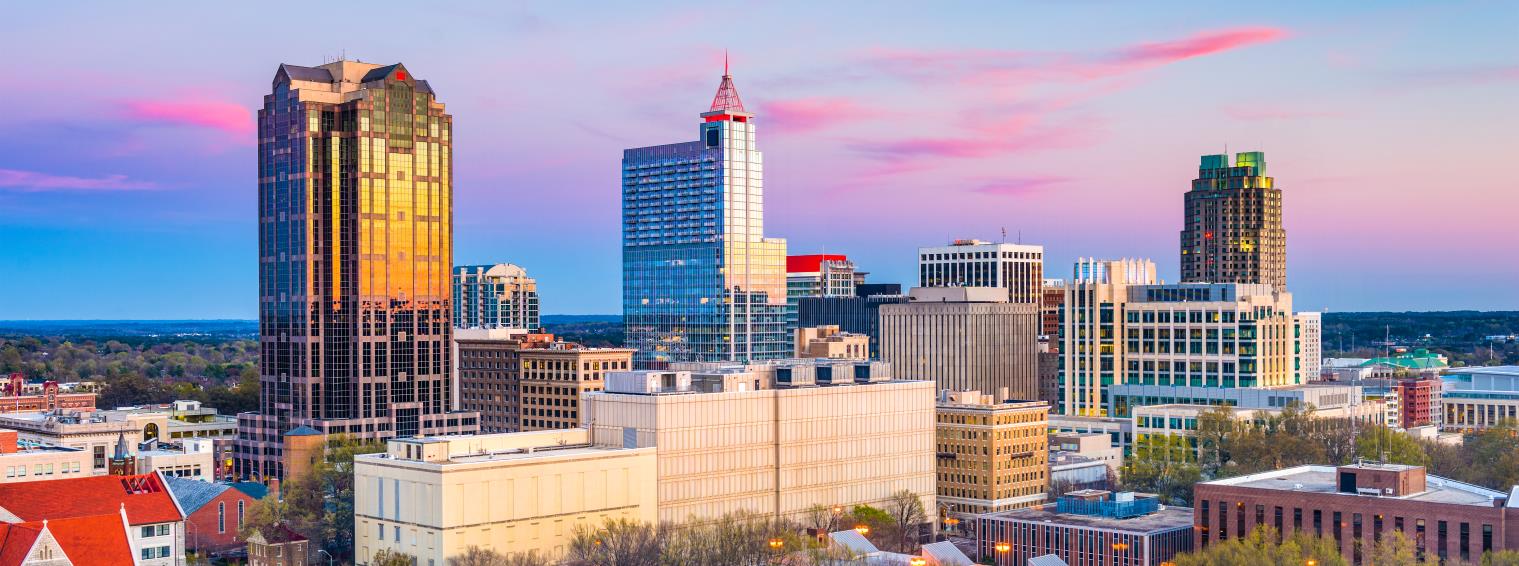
[982,504,1194,533]
[1203,465,1504,507]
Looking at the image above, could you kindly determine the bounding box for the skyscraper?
[622,64,788,366]
[453,263,540,330]
[237,61,478,480]
[1060,258,1158,416]
[919,240,1044,304]
[1180,151,1286,290]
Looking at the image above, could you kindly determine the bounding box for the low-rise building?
[353,428,658,565]
[0,472,185,566]
[936,392,1049,518]
[795,325,870,360]
[1194,463,1519,563]
[247,524,310,566]
[1050,453,1112,494]
[0,429,92,484]
[1049,432,1122,473]
[164,475,267,554]
[1442,365,1519,432]
[138,438,217,481]
[975,490,1193,566]
[1,374,96,415]
[1048,415,1134,456]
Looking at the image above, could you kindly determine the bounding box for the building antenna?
[724,49,729,76]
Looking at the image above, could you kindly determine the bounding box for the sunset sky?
[2,1,1515,318]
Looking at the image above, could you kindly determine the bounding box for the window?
[238,500,245,526]
[218,502,226,533]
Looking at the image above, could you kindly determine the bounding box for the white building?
[1294,312,1322,383]
[918,240,1044,304]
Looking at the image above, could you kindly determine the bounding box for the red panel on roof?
[787,254,848,273]
[0,473,181,525]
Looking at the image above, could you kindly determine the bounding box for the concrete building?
[881,287,1039,400]
[1060,259,1159,416]
[454,329,634,433]
[1180,151,1286,290]
[0,374,95,414]
[622,66,789,365]
[786,254,865,334]
[353,428,657,565]
[0,473,186,566]
[797,283,907,358]
[1049,432,1122,473]
[584,366,936,525]
[1195,463,1519,563]
[1295,311,1321,383]
[452,263,540,330]
[919,240,1044,304]
[795,325,869,360]
[241,60,479,480]
[137,438,217,481]
[1049,415,1134,456]
[0,429,91,484]
[1442,366,1519,432]
[976,490,1193,566]
[936,392,1049,518]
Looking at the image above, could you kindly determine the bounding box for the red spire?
[709,52,745,113]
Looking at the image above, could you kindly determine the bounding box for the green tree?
[1121,433,1202,505]
[1365,530,1437,565]
[1355,426,1430,467]
[1173,527,1347,566]
[371,549,416,566]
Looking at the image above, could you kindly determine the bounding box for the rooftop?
[981,501,1194,534]
[0,473,181,525]
[1202,464,1506,507]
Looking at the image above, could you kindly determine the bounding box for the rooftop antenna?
[724,49,730,76]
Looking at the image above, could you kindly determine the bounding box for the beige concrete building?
[0,429,91,484]
[584,367,936,525]
[353,428,657,565]
[795,325,869,360]
[881,287,1039,400]
[935,392,1049,519]
[1061,258,1159,416]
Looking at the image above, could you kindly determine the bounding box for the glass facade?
[1180,151,1286,291]
[238,61,477,480]
[452,264,540,329]
[622,73,787,365]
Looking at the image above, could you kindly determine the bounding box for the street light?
[995,542,1011,553]
[1306,561,1317,566]
[910,558,928,566]
[769,537,784,551]
[855,524,870,536]
[315,549,334,566]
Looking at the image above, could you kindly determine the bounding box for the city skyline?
[3,2,1518,319]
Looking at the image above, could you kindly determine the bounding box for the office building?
[1442,366,1519,432]
[353,428,658,564]
[0,473,186,566]
[584,365,936,525]
[1194,463,1519,563]
[1294,312,1321,383]
[1049,432,1123,473]
[936,392,1049,517]
[454,329,634,433]
[0,429,91,484]
[919,240,1044,304]
[1,374,95,414]
[798,283,906,358]
[452,263,540,330]
[622,66,788,366]
[1060,259,1159,416]
[795,325,869,359]
[1049,415,1134,456]
[786,254,864,333]
[976,490,1193,566]
[240,60,479,480]
[1180,151,1286,290]
[881,287,1039,400]
[1041,280,1065,348]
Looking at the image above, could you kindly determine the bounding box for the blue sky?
[1,1,1516,318]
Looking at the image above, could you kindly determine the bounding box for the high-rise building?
[452,264,540,330]
[239,61,479,480]
[1061,259,1159,416]
[919,240,1044,304]
[1040,279,1065,347]
[798,283,906,358]
[1294,311,1321,383]
[1180,151,1286,290]
[936,392,1049,518]
[622,65,787,366]
[786,254,864,333]
[881,287,1039,400]
[454,329,634,433]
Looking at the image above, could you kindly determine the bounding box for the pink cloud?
[850,113,1096,161]
[1111,27,1288,66]
[118,98,254,135]
[972,176,1071,197]
[762,97,875,133]
[0,168,157,192]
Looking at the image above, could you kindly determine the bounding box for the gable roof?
[0,523,41,566]
[0,473,181,525]
[230,481,269,500]
[164,476,229,514]
[249,523,307,545]
[0,516,135,566]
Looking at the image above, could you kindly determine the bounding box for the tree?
[850,504,896,550]
[371,549,416,566]
[448,546,549,566]
[1365,530,1437,566]
[1355,426,1430,467]
[238,494,284,539]
[1121,433,1201,505]
[563,518,663,566]
[883,490,927,552]
[1172,527,1347,566]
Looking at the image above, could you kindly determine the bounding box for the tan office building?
[454,328,633,433]
[880,287,1039,400]
[1061,258,1158,416]
[936,393,1049,518]
[795,325,870,360]
[353,428,657,565]
[584,367,936,525]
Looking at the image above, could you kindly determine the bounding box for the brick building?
[975,490,1193,566]
[1,374,95,414]
[1194,463,1519,564]
[164,476,268,554]
[454,329,633,433]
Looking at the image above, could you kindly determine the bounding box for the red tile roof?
[0,473,182,525]
[0,516,135,566]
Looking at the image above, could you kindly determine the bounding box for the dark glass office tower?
[622,67,788,366]
[236,61,477,480]
[1180,151,1286,290]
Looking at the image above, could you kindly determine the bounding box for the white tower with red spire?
[621,57,788,365]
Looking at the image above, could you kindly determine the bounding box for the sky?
[0,1,1515,319]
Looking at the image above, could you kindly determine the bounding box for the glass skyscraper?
[237,61,478,481]
[622,68,788,366]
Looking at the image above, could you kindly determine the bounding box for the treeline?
[1322,311,1519,365]
[1174,527,1519,565]
[1123,404,1519,505]
[0,335,260,414]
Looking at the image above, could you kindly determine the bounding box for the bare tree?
[563,518,664,566]
[448,546,550,566]
[883,490,927,552]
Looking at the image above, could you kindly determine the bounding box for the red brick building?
[1,374,95,414]
[1194,463,1519,564]
[164,475,269,554]
[1397,377,1440,429]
